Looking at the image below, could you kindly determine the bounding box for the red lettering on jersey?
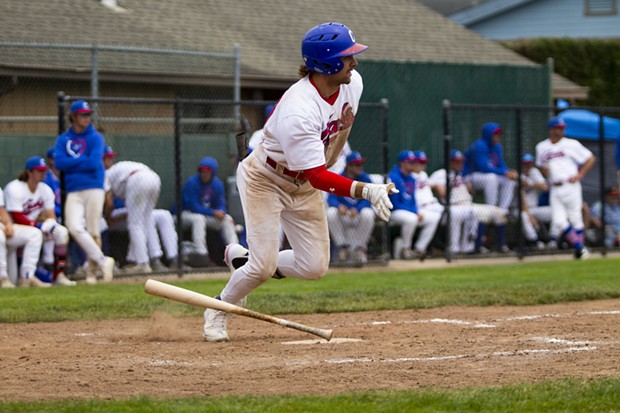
[22,198,45,217]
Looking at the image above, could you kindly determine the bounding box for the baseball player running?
[202,22,397,342]
[54,100,114,284]
[103,146,161,273]
[0,186,45,288]
[535,116,596,259]
[4,156,75,286]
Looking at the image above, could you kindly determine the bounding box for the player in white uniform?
[535,116,596,259]
[202,22,397,342]
[0,183,46,288]
[518,153,551,250]
[429,150,478,255]
[410,151,443,257]
[103,146,162,273]
[4,157,74,286]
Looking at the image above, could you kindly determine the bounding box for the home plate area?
[1,299,619,401]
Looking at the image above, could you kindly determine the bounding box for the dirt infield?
[1,298,619,401]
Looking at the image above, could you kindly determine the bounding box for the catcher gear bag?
[301,22,368,75]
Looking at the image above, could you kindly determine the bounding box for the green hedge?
[504,38,620,106]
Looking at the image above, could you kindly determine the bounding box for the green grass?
[1,258,619,323]
[1,257,619,411]
[1,378,619,412]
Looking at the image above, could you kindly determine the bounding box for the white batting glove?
[40,218,57,238]
[361,183,399,222]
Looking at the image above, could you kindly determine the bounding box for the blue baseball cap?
[397,150,416,163]
[412,150,428,163]
[25,156,48,171]
[70,100,93,115]
[103,145,117,158]
[46,147,55,159]
[346,151,366,164]
[547,116,567,129]
[521,153,535,163]
[450,150,466,161]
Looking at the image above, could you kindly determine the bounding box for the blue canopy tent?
[556,109,620,203]
[558,109,620,141]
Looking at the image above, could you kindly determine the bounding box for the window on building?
[584,0,617,15]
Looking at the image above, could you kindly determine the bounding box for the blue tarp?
[558,109,620,141]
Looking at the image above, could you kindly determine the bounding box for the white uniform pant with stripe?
[521,206,552,242]
[415,203,444,252]
[181,211,238,256]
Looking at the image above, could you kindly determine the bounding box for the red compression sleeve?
[11,211,40,227]
[304,165,355,197]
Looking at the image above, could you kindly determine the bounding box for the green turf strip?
[1,378,619,412]
[1,258,619,323]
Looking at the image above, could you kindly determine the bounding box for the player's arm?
[303,165,397,221]
[574,155,596,182]
[10,211,43,229]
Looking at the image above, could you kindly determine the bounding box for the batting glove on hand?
[40,219,57,238]
[361,183,398,222]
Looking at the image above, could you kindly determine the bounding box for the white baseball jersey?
[428,169,472,205]
[262,70,363,171]
[104,161,150,198]
[535,137,593,184]
[3,179,54,221]
[412,171,438,207]
[522,166,546,209]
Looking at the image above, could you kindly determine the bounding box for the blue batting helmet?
[301,22,368,75]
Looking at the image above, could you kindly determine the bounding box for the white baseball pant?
[65,189,107,267]
[0,224,43,281]
[471,203,507,225]
[550,182,584,234]
[447,204,478,254]
[415,203,444,252]
[389,209,419,257]
[326,207,375,250]
[181,211,238,256]
[125,170,161,265]
[521,206,552,242]
[219,146,330,305]
[41,223,69,265]
[470,172,516,212]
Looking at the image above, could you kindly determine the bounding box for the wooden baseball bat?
[144,279,333,341]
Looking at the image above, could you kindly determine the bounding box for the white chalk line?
[362,309,620,330]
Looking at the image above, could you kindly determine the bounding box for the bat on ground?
[144,279,333,341]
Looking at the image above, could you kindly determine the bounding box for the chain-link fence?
[441,102,620,262]
[52,95,390,277]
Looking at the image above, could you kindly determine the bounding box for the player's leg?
[0,229,15,287]
[497,175,516,213]
[413,206,443,254]
[471,172,499,206]
[83,189,114,281]
[7,224,47,287]
[349,207,375,264]
[389,209,419,259]
[152,209,178,261]
[181,211,208,256]
[326,206,348,260]
[49,223,73,285]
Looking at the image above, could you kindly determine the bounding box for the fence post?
[515,107,525,259]
[380,98,390,262]
[598,111,607,256]
[56,91,67,226]
[442,99,452,263]
[174,97,184,276]
[91,44,99,120]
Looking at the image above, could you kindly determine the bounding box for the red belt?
[266,157,306,181]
